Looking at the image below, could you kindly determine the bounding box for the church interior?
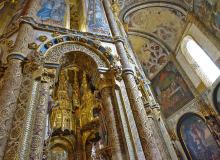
[0,0,220,159]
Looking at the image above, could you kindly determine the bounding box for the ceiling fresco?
[194,0,220,39]
[129,35,169,79]
[120,0,191,10]
[126,7,187,51]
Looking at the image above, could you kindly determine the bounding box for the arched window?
[181,36,220,87]
[177,113,220,160]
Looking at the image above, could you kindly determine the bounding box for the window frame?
[181,35,220,87]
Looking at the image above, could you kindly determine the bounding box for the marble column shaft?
[29,82,50,160]
[103,0,164,159]
[0,23,33,160]
[100,87,124,160]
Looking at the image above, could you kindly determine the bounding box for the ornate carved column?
[0,23,33,159]
[29,69,55,160]
[100,86,124,160]
[3,59,40,160]
[19,80,40,160]
[103,0,165,159]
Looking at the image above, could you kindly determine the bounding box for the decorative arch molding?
[120,1,187,23]
[48,136,75,159]
[37,35,113,71]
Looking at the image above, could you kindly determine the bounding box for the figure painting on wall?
[152,62,194,118]
[179,114,220,160]
[37,0,66,25]
[87,0,111,36]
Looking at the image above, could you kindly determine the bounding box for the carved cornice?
[27,35,122,76]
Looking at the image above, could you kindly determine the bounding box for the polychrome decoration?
[179,114,220,160]
[194,0,220,32]
[37,0,66,24]
[87,0,111,36]
[152,62,194,118]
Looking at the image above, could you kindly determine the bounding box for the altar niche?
[46,65,105,160]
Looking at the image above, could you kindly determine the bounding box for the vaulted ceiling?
[119,0,220,79]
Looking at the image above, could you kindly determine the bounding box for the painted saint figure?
[37,0,66,22]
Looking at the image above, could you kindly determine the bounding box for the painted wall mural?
[140,39,168,79]
[152,62,194,118]
[194,0,220,38]
[127,7,186,51]
[87,0,111,36]
[179,114,220,160]
[128,35,169,79]
[37,0,66,25]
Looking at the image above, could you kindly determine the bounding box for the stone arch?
[48,136,75,160]
[37,35,113,73]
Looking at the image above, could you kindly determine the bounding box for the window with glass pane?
[181,36,220,87]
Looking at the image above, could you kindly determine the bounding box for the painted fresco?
[194,0,220,38]
[140,39,168,79]
[152,62,194,118]
[37,0,66,25]
[127,7,186,51]
[87,0,111,36]
[180,115,220,160]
